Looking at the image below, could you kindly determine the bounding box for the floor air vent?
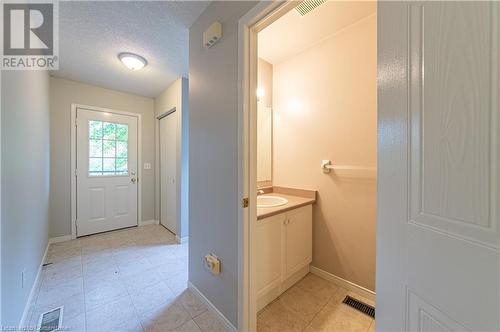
[37,306,63,332]
[342,296,375,318]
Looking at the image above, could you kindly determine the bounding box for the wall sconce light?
[256,87,265,101]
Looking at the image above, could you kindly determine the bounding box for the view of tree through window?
[88,120,128,176]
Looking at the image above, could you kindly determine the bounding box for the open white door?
[377,2,500,331]
[76,108,138,236]
[159,111,178,234]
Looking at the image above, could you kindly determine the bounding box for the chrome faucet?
[257,189,265,196]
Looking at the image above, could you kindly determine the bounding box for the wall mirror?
[257,103,272,183]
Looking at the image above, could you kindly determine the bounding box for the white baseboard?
[139,219,159,226]
[55,221,158,242]
[48,235,72,244]
[188,282,237,332]
[19,240,50,329]
[310,266,375,302]
[175,235,189,244]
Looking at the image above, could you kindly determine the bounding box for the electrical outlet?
[22,268,26,289]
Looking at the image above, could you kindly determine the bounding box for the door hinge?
[75,169,78,177]
[242,197,249,208]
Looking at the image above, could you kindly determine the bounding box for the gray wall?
[188,1,256,326]
[1,71,50,327]
[49,77,155,237]
[180,78,189,239]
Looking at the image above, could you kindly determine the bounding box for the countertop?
[257,187,316,220]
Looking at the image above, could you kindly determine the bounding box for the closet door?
[160,111,178,234]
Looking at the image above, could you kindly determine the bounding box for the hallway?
[2,1,499,330]
[24,225,227,331]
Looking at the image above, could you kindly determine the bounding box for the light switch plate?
[143,163,151,170]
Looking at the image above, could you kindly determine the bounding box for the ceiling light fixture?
[118,52,147,71]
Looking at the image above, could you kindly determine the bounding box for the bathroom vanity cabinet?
[256,204,312,310]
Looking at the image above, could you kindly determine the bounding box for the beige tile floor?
[24,224,229,332]
[257,274,376,332]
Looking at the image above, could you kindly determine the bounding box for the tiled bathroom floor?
[24,224,228,332]
[257,274,376,332]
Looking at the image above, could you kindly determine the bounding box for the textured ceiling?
[259,1,376,65]
[53,1,210,98]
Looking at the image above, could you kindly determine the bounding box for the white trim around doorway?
[70,103,143,239]
[237,2,300,330]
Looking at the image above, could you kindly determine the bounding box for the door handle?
[131,178,137,184]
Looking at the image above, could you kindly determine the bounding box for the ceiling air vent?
[295,0,327,16]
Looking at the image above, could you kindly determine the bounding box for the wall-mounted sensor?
[203,21,222,48]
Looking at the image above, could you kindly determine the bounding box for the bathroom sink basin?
[257,195,288,208]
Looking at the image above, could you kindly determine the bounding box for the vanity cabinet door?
[255,213,286,297]
[284,205,312,279]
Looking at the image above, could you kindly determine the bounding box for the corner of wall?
[1,70,51,327]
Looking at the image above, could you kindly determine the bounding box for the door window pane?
[103,140,116,158]
[116,158,128,174]
[89,139,102,157]
[89,121,103,139]
[88,120,128,176]
[116,141,128,158]
[89,158,103,174]
[103,158,115,172]
[102,122,116,140]
[116,124,128,141]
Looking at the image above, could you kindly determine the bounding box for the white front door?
[378,2,500,331]
[159,111,177,234]
[76,108,138,236]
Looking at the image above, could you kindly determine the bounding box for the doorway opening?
[239,2,377,330]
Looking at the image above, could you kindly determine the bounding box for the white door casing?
[76,108,138,236]
[377,2,500,331]
[238,2,314,330]
[160,111,178,234]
